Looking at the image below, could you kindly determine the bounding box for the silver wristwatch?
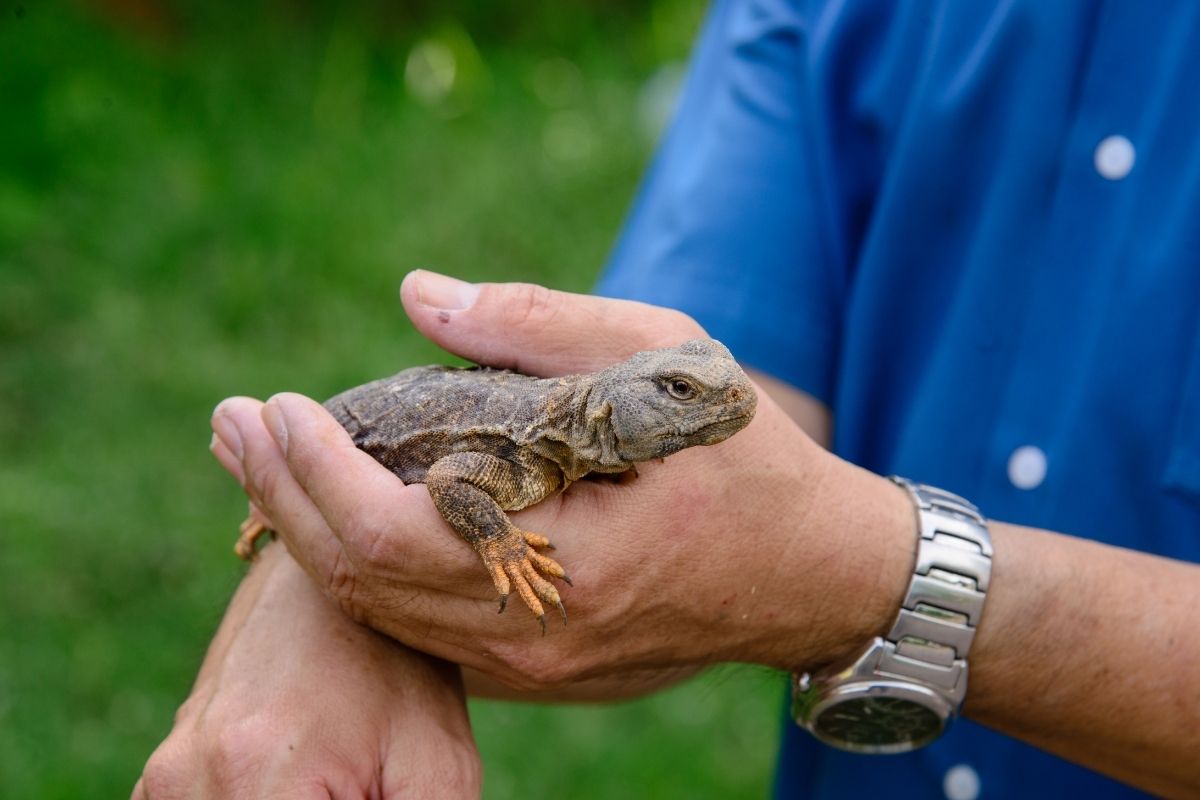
[791,477,993,753]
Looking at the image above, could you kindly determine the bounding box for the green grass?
[0,3,782,796]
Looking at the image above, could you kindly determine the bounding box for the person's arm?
[684,368,1200,794]
[133,542,480,799]
[216,275,1200,798]
[747,368,1200,800]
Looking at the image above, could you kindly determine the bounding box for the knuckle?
[206,713,280,784]
[506,282,561,330]
[139,739,187,797]
[340,506,398,568]
[324,546,363,619]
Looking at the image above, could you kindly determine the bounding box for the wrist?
[749,440,915,671]
[817,459,918,665]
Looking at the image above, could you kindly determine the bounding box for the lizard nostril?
[728,387,742,402]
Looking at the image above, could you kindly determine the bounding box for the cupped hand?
[211,272,910,692]
[133,545,480,799]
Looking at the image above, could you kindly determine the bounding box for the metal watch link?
[791,477,993,754]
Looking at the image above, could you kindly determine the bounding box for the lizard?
[234,338,758,632]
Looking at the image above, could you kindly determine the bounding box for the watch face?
[812,696,943,751]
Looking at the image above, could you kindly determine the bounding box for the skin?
[132,543,480,800]
[143,272,1200,798]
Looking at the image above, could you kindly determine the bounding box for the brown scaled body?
[236,338,757,632]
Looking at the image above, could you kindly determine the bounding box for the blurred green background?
[0,1,784,796]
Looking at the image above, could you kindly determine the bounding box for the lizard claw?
[556,600,567,626]
[480,528,573,632]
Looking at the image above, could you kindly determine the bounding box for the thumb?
[399,269,705,376]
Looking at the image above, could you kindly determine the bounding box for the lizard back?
[323,365,559,484]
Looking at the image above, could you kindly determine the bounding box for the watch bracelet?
[879,477,993,705]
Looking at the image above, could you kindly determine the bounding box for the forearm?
[184,540,295,703]
[191,542,357,692]
[753,373,1199,795]
[775,454,1200,798]
[967,521,1200,798]
[194,543,471,710]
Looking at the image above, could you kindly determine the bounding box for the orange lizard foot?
[481,527,572,634]
[234,515,272,561]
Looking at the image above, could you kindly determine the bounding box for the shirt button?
[943,764,982,800]
[1094,135,1135,180]
[1008,445,1047,489]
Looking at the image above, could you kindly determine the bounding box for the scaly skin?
[236,338,757,631]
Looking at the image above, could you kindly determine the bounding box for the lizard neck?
[529,377,627,480]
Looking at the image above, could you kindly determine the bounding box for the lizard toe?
[521,531,555,550]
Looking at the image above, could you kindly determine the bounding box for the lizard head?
[589,338,758,463]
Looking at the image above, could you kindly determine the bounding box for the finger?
[211,403,249,483]
[215,397,347,588]
[214,403,276,534]
[259,393,479,583]
[210,432,244,484]
[245,502,274,533]
[399,269,706,376]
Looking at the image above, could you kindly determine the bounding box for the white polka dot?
[1094,135,1135,180]
[1008,445,1047,490]
[943,764,981,800]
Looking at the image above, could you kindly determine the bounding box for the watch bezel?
[796,677,955,754]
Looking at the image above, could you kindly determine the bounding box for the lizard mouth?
[694,413,754,441]
[619,409,755,462]
[677,408,756,445]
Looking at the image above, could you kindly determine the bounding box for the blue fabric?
[597,0,1200,796]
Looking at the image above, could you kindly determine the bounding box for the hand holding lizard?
[211,272,914,692]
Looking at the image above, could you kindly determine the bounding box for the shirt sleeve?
[596,0,900,405]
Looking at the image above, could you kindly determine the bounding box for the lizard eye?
[665,378,697,400]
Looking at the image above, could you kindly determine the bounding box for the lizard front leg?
[425,452,571,632]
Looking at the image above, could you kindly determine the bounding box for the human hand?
[212,271,915,692]
[133,544,480,799]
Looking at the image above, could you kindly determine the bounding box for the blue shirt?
[597,0,1200,796]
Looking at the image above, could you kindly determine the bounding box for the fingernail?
[262,396,289,456]
[412,269,480,311]
[211,408,244,460]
